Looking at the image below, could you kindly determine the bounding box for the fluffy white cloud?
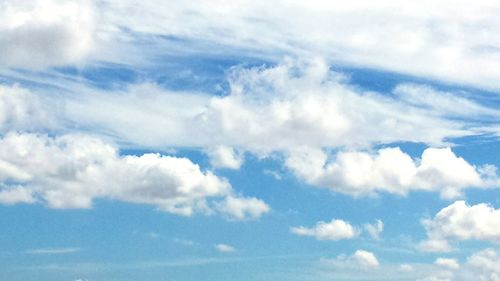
[290,219,358,241]
[435,258,460,270]
[0,0,96,69]
[364,220,384,240]
[206,146,244,169]
[0,85,56,132]
[65,59,491,153]
[216,196,270,221]
[0,186,34,205]
[214,243,235,253]
[321,250,380,270]
[320,249,500,281]
[420,201,500,252]
[4,62,498,201]
[462,249,500,281]
[0,133,269,219]
[286,146,498,198]
[100,0,500,90]
[420,249,500,281]
[291,218,385,241]
[353,250,380,268]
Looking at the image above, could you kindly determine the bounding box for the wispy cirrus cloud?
[25,247,81,255]
[93,0,500,90]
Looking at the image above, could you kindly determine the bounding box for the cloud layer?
[62,60,490,151]
[98,0,500,90]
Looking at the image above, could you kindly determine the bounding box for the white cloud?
[0,0,96,69]
[420,201,500,252]
[399,264,414,272]
[394,84,500,119]
[364,220,384,240]
[321,250,379,270]
[26,247,80,255]
[290,219,358,241]
[0,132,269,220]
[65,60,488,153]
[0,85,56,132]
[216,196,270,221]
[0,186,35,205]
[417,275,453,281]
[435,258,460,270]
[420,249,500,281]
[320,249,500,281]
[353,250,380,268]
[4,62,498,201]
[462,249,500,281]
[418,239,453,253]
[286,146,498,199]
[291,218,385,241]
[99,0,500,90]
[214,243,235,253]
[206,146,244,169]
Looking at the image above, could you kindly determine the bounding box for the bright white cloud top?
[291,219,359,241]
[420,201,500,252]
[287,146,499,198]
[0,133,268,219]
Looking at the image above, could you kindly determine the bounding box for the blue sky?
[1,1,500,281]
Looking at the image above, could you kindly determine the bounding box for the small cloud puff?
[215,244,235,253]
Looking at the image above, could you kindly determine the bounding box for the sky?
[1,1,500,280]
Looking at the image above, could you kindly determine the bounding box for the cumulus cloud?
[0,186,35,205]
[320,249,500,281]
[462,249,500,281]
[216,196,270,221]
[0,85,56,132]
[435,258,460,270]
[286,146,498,199]
[0,133,269,220]
[214,244,235,253]
[4,59,499,201]
[206,146,244,169]
[352,250,380,268]
[321,250,380,270]
[290,219,359,241]
[419,249,500,281]
[419,201,500,252]
[65,59,490,152]
[0,0,96,69]
[55,60,499,202]
[364,220,384,240]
